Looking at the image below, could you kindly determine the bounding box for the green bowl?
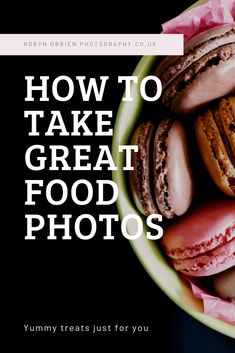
[112,0,235,339]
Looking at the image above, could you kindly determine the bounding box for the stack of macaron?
[129,24,235,304]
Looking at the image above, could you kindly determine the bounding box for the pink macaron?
[161,199,235,276]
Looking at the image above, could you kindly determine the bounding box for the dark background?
[4,0,235,350]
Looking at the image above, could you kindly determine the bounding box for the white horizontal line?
[0,34,184,55]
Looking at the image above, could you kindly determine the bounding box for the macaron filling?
[213,102,235,168]
[130,121,158,216]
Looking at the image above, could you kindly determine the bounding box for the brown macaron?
[195,96,235,196]
[213,267,235,303]
[155,25,235,115]
[130,120,158,216]
[130,119,194,219]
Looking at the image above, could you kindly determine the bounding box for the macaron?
[213,267,235,303]
[195,96,235,197]
[161,199,235,276]
[154,25,235,115]
[153,119,194,218]
[130,118,194,219]
[130,120,158,216]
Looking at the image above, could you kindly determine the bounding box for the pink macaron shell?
[162,199,235,260]
[173,238,235,277]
